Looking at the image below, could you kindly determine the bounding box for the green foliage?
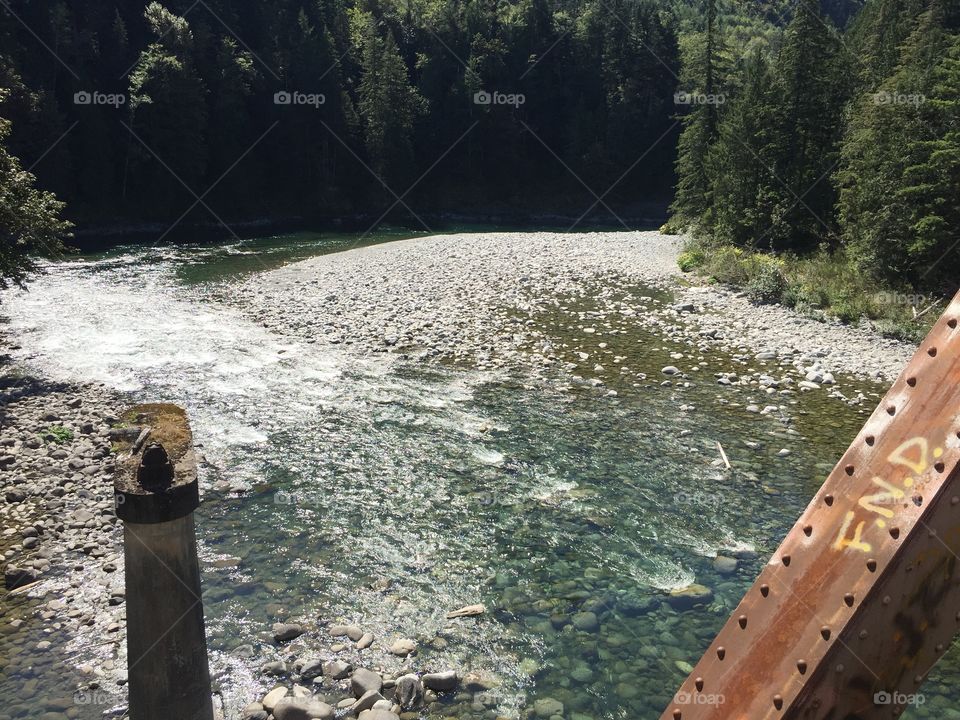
[677,249,706,272]
[742,255,785,303]
[0,0,687,224]
[838,2,960,290]
[0,100,72,291]
[358,25,425,188]
[671,0,730,226]
[672,0,958,314]
[42,425,74,444]
[685,239,940,341]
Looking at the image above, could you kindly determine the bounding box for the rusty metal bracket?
[662,292,960,720]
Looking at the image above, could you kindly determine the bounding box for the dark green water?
[1,231,957,719]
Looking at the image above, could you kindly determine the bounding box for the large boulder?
[272,623,304,642]
[394,674,423,709]
[272,697,334,720]
[357,711,399,720]
[422,670,458,692]
[4,565,39,590]
[351,668,383,698]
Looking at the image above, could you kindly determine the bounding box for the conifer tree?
[838,0,960,288]
[671,0,727,228]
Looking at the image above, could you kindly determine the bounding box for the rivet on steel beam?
[907,377,917,387]
[796,660,807,674]
[952,496,960,505]
[887,405,897,416]
[773,694,784,710]
[824,494,835,506]
[803,525,813,537]
[695,677,704,692]
[844,464,855,476]
[928,347,938,357]
[738,615,748,629]
[890,527,901,540]
[760,584,770,597]
[843,593,855,607]
[949,318,958,328]
[717,647,726,660]
[820,626,831,640]
[673,710,681,720]
[935,462,945,473]
[936,643,945,652]
[782,554,792,567]
[883,595,892,605]
[914,674,924,684]
[865,435,876,446]
[835,664,844,673]
[912,495,923,507]
[866,558,877,572]
[859,629,868,639]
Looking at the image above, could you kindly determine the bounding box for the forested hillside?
[1,0,685,226]
[0,0,865,230]
[672,0,959,316]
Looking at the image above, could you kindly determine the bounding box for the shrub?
[702,246,751,285]
[746,257,788,304]
[677,249,706,272]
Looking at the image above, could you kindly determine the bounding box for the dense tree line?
[672,0,960,294]
[0,0,689,228]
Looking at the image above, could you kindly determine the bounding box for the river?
[1,230,956,719]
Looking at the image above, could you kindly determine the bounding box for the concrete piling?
[114,404,214,720]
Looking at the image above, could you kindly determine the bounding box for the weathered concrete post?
[114,403,214,720]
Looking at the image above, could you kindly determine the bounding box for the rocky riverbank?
[233,230,915,403]
[0,356,129,718]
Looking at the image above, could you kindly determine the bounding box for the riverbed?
[0,229,954,720]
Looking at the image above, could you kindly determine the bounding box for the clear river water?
[1,230,958,720]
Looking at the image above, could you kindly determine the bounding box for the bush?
[660,219,686,235]
[746,257,788,304]
[677,249,706,272]
[702,245,751,285]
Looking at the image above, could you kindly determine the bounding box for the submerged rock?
[422,670,458,692]
[667,583,714,610]
[272,623,304,642]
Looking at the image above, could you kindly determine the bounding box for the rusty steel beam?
[662,292,960,720]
